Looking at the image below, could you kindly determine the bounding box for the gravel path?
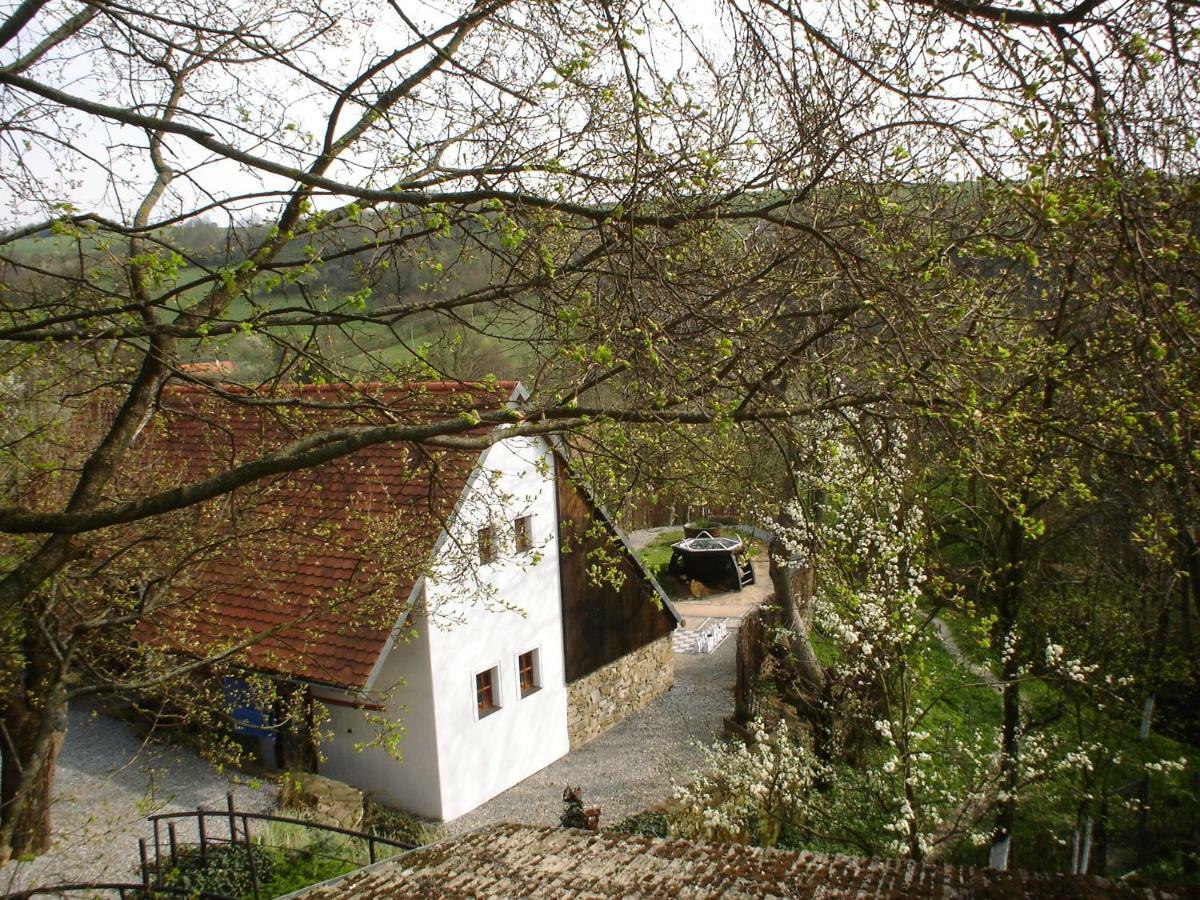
[443,636,737,836]
[932,615,1001,692]
[626,524,773,552]
[442,527,750,836]
[0,702,277,895]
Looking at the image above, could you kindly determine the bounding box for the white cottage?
[151,381,679,821]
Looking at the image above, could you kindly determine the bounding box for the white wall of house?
[315,625,444,818]
[315,434,569,821]
[424,435,569,821]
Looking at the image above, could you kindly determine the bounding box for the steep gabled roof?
[140,381,516,689]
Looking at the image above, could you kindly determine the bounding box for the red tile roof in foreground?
[140,381,516,689]
[298,823,1192,899]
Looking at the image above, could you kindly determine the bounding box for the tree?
[587,0,1200,860]
[0,0,887,860]
[1,0,1196,866]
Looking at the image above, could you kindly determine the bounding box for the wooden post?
[152,818,161,884]
[242,815,261,900]
[199,811,208,865]
[227,792,238,844]
[168,821,179,869]
[138,838,150,891]
[369,836,376,865]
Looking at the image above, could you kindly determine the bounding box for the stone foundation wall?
[566,635,674,748]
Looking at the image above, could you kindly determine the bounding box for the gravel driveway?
[444,635,736,836]
[0,702,277,895]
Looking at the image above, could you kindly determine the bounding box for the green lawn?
[637,529,685,577]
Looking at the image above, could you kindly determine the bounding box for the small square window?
[513,515,533,553]
[477,526,496,564]
[475,666,500,717]
[517,649,540,698]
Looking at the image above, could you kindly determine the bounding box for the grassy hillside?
[3,222,540,383]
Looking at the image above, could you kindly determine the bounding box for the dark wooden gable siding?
[555,459,675,683]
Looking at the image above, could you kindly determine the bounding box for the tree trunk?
[275,686,319,773]
[734,606,765,723]
[0,345,169,860]
[990,511,1025,870]
[991,668,1020,868]
[768,534,824,693]
[766,532,836,761]
[1179,528,1199,675]
[0,661,69,863]
[0,544,81,863]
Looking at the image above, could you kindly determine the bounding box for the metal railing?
[8,792,416,900]
[3,882,229,899]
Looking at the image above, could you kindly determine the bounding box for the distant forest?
[4,214,532,383]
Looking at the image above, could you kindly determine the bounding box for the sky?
[0,0,739,228]
[2,0,1192,232]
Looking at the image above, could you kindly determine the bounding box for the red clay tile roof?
[298,823,1194,899]
[139,381,516,689]
[178,360,236,377]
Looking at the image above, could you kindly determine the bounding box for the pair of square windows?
[477,515,533,564]
[475,648,540,718]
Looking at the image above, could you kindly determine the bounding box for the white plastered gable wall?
[423,433,568,819]
[315,430,569,821]
[315,615,442,815]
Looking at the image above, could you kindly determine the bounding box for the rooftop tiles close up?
[295,823,1196,899]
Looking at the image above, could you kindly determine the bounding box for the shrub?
[255,833,359,897]
[161,832,369,898]
[163,843,276,897]
[362,797,441,847]
[609,811,670,839]
[672,719,825,848]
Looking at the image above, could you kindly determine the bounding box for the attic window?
[475,666,500,718]
[513,515,533,553]
[478,526,496,564]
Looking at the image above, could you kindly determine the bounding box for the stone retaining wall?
[566,635,674,748]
